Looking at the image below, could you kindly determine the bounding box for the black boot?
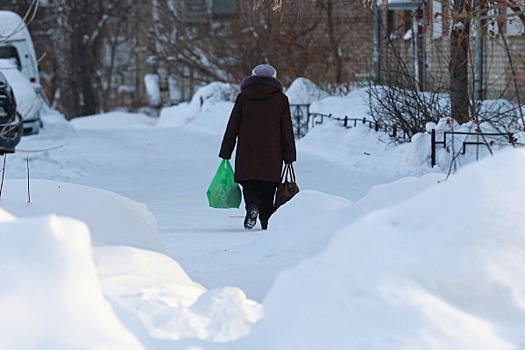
[244,206,259,230]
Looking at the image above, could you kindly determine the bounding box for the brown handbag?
[274,163,299,210]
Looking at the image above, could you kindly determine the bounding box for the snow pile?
[71,111,158,129]
[241,147,525,350]
[477,99,520,128]
[158,77,330,130]
[0,213,144,349]
[95,245,262,345]
[310,88,370,119]
[157,82,238,128]
[0,179,164,252]
[285,77,329,104]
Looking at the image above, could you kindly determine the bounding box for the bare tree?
[48,0,78,119]
[449,0,471,125]
[147,0,369,102]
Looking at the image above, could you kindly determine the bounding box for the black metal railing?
[290,104,310,138]
[290,104,518,167]
[290,103,409,141]
[430,129,515,167]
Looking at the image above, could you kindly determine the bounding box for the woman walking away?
[219,64,296,230]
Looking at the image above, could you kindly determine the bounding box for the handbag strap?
[280,163,296,182]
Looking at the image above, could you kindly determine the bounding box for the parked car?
[0,71,22,153]
[0,10,40,85]
[0,10,43,135]
[0,59,41,135]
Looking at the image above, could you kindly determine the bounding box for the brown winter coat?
[219,76,296,183]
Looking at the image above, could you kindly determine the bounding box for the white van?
[0,11,42,134]
[0,11,40,85]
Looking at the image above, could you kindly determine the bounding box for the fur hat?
[251,64,277,78]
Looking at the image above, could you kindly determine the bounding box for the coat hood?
[240,76,283,100]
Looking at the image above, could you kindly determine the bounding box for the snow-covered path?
[8,113,425,302]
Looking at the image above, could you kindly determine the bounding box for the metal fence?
[290,103,518,167]
[290,104,310,138]
[430,129,515,167]
[289,103,409,141]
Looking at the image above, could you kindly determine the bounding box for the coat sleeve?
[280,95,297,163]
[219,94,242,159]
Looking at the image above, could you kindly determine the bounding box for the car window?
[0,46,21,70]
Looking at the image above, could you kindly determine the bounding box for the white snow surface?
[285,77,329,104]
[1,82,525,349]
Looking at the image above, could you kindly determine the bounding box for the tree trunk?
[449,0,470,124]
[50,0,79,119]
[79,40,98,116]
[325,0,343,83]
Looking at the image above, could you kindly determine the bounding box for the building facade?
[382,0,525,102]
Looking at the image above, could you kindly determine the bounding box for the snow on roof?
[0,10,33,42]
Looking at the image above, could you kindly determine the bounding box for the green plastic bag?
[207,159,242,208]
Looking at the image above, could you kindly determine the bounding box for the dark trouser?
[240,180,278,226]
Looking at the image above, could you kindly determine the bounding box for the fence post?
[392,125,397,138]
[344,116,348,128]
[431,129,436,167]
[306,105,311,133]
[293,106,301,137]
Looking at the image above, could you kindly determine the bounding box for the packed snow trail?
[8,111,427,301]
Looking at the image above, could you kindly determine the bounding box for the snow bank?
[0,214,143,349]
[241,147,525,349]
[94,245,262,345]
[310,88,370,118]
[71,111,158,129]
[0,179,164,253]
[285,77,329,104]
[157,82,237,129]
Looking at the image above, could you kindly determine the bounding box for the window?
[206,0,237,18]
[386,9,417,40]
[0,46,21,70]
